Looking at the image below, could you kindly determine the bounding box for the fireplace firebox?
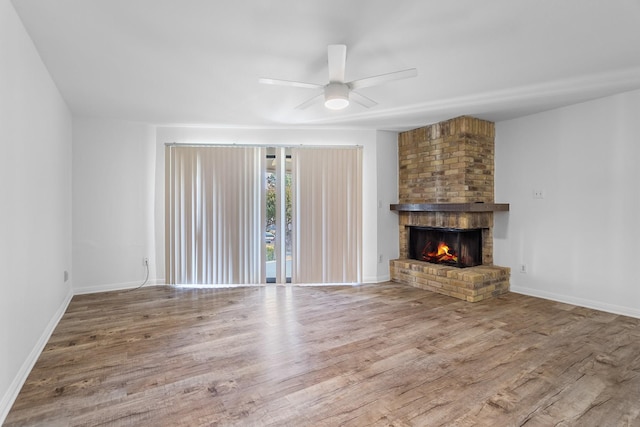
[408,226,482,268]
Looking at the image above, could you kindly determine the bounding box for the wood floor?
[5,283,640,426]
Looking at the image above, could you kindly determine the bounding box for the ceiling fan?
[259,44,417,110]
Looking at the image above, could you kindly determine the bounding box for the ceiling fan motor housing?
[324,82,350,109]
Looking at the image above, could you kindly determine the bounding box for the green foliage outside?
[266,173,292,229]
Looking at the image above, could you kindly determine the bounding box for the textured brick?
[390,259,510,302]
[398,116,495,204]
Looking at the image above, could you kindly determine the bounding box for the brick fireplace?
[390,116,510,302]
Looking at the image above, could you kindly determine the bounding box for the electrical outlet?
[63,270,69,282]
[378,254,383,263]
[533,189,544,199]
[143,257,149,266]
[519,264,527,273]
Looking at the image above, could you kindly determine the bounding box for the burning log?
[421,241,458,263]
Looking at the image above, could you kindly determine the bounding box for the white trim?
[0,288,73,424]
[172,282,360,289]
[293,282,359,287]
[511,285,640,319]
[165,142,362,149]
[73,279,163,295]
[360,274,391,283]
[172,283,267,289]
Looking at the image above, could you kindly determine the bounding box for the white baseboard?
[376,273,391,283]
[362,274,390,284]
[0,288,73,424]
[511,285,640,319]
[73,278,164,295]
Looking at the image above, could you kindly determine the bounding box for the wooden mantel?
[390,203,509,213]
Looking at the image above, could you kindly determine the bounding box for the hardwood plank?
[4,283,640,426]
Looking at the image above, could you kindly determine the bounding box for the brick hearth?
[390,116,510,302]
[390,261,509,303]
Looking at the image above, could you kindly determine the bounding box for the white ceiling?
[11,0,640,131]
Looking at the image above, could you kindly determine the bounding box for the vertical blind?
[166,144,362,285]
[291,147,363,283]
[165,145,265,284]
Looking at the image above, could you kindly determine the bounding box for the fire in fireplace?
[408,226,482,268]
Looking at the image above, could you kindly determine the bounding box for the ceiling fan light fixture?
[324,82,349,110]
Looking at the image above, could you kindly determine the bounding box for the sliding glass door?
[166,144,361,286]
[265,147,292,283]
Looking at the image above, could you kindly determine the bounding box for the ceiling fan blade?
[259,78,323,90]
[295,92,324,110]
[327,44,347,82]
[350,91,378,108]
[348,68,417,90]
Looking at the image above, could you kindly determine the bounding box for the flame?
[422,241,458,263]
[435,242,456,259]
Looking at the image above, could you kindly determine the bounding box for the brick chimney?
[390,116,510,302]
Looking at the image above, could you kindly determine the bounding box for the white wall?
[376,131,400,280]
[156,126,398,283]
[0,0,73,421]
[494,89,640,318]
[72,118,158,293]
[70,123,398,293]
